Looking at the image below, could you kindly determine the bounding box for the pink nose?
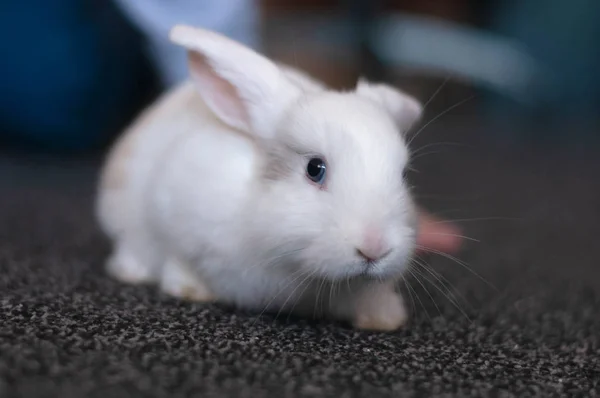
[356,228,391,262]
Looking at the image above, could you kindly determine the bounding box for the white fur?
[96,25,423,331]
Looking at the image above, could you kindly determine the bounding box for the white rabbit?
[96,25,423,331]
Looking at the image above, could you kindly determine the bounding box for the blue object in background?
[0,0,154,152]
[482,0,600,137]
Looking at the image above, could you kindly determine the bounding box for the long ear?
[170,25,300,139]
[356,79,423,133]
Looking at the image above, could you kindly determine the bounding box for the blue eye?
[306,157,326,185]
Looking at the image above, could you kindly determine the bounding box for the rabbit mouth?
[355,256,410,281]
[359,260,380,275]
[337,260,388,281]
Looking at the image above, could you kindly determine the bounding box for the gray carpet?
[1,119,599,397]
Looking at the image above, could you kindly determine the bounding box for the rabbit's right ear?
[356,79,423,133]
[170,25,300,139]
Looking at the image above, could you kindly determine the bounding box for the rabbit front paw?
[160,257,215,302]
[352,283,408,332]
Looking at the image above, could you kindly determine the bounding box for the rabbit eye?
[306,157,326,185]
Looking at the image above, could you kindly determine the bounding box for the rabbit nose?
[356,228,391,262]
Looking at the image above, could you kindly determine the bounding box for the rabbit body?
[96,25,423,331]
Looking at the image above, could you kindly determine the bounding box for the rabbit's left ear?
[170,25,300,139]
[356,79,423,133]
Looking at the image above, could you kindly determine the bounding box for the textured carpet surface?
[0,121,599,397]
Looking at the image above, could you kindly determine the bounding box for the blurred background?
[1,0,599,153]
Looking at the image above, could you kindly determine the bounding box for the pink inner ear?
[188,52,251,131]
